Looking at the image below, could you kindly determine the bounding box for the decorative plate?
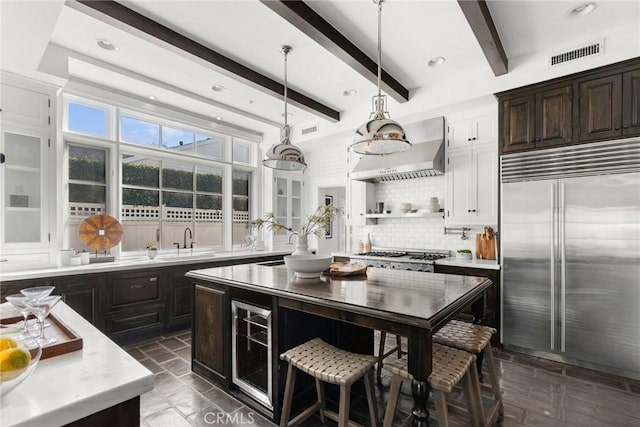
[78,214,124,250]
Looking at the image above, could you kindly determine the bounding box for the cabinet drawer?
[112,273,161,307]
[107,306,165,334]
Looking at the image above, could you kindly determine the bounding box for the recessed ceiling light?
[211,85,226,92]
[147,95,156,101]
[95,39,117,51]
[567,2,597,18]
[215,116,223,121]
[427,56,446,67]
[343,89,357,97]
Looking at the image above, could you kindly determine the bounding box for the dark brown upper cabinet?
[500,86,572,154]
[497,57,640,155]
[623,69,640,136]
[579,74,622,142]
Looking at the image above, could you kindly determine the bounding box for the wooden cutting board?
[476,227,497,260]
[329,262,367,277]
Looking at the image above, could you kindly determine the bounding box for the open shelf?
[365,211,444,219]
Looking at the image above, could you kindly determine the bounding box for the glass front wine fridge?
[231,300,273,411]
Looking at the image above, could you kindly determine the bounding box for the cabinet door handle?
[130,284,146,289]
[614,126,620,131]
[623,125,629,129]
[0,153,5,164]
[149,277,157,282]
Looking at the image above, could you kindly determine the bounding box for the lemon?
[0,337,18,351]
[0,347,31,382]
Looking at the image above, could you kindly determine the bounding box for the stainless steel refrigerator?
[501,138,640,378]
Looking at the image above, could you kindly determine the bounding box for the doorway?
[316,186,345,255]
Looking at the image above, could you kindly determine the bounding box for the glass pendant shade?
[262,125,307,171]
[351,0,410,155]
[263,45,307,171]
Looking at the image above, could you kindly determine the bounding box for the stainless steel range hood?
[350,116,445,183]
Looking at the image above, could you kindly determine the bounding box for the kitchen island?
[0,301,153,427]
[187,263,491,426]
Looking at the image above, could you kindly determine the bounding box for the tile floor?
[125,330,640,426]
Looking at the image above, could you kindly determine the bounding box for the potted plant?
[456,249,472,260]
[251,205,341,255]
[146,245,158,260]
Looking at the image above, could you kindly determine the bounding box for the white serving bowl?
[284,255,332,278]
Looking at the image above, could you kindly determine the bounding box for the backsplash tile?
[350,176,494,254]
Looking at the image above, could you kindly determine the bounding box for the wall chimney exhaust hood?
[350,116,445,183]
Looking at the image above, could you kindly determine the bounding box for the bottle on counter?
[363,233,372,253]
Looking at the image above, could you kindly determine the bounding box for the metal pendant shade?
[351,0,410,155]
[263,45,307,171]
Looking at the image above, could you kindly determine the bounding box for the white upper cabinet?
[346,150,376,226]
[1,82,53,266]
[271,170,303,250]
[447,112,497,149]
[445,106,498,225]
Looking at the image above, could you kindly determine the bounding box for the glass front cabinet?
[1,82,53,269]
[272,171,303,250]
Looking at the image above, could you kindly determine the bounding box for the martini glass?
[23,295,61,346]
[4,294,32,340]
[20,286,55,334]
[20,286,55,300]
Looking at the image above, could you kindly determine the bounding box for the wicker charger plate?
[78,214,123,250]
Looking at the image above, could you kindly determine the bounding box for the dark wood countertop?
[186,264,491,330]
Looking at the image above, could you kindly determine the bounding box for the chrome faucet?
[183,227,193,249]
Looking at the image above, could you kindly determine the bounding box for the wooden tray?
[0,313,83,359]
[329,261,368,277]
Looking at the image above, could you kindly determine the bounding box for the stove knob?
[405,267,413,271]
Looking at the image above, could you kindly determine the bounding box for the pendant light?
[351,0,411,155]
[263,45,307,171]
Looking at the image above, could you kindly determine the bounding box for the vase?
[292,235,311,256]
[147,249,158,260]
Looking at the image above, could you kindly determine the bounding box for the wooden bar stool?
[376,331,405,381]
[382,343,485,427]
[280,338,379,427]
[433,320,504,424]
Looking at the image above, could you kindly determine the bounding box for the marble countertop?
[0,302,154,427]
[187,264,491,329]
[435,257,500,270]
[0,250,291,282]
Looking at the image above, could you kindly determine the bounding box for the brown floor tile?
[138,341,161,352]
[166,386,210,417]
[139,358,164,374]
[174,346,192,361]
[145,346,178,364]
[144,406,192,427]
[565,366,628,391]
[201,386,244,414]
[161,357,191,377]
[179,372,215,394]
[159,336,187,351]
[140,389,171,419]
[126,347,146,361]
[153,371,187,396]
[523,410,568,427]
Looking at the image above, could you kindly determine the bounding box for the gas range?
[349,248,450,272]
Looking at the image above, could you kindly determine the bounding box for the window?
[232,170,251,246]
[64,94,258,255]
[67,145,108,249]
[120,115,160,146]
[121,155,225,251]
[67,103,108,138]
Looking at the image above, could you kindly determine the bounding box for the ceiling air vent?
[301,123,319,137]
[549,39,604,67]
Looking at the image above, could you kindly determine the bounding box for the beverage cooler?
[231,300,273,411]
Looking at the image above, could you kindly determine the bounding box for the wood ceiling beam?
[260,0,409,103]
[457,0,508,76]
[70,0,340,123]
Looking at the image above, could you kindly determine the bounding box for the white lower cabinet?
[445,143,497,225]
